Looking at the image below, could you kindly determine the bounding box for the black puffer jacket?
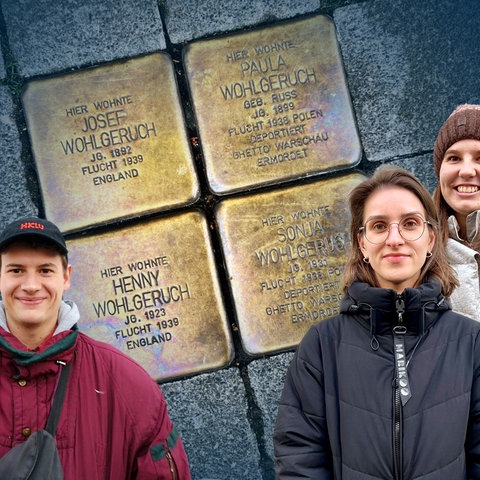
[274,280,480,479]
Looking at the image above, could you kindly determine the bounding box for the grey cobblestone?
[162,368,262,480]
[1,0,166,77]
[334,0,480,163]
[163,0,320,44]
[248,352,295,461]
[0,86,37,225]
[0,46,5,79]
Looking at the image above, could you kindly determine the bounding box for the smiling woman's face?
[439,139,480,226]
[358,186,435,293]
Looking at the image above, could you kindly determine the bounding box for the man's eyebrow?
[3,263,23,268]
[4,262,58,268]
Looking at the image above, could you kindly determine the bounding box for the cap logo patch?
[20,222,45,231]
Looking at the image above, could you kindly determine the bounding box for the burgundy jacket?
[0,319,191,479]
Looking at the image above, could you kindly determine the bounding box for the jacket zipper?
[392,294,408,480]
[393,379,402,480]
[165,451,178,480]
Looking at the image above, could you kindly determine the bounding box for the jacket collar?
[340,280,450,336]
[448,210,480,248]
[0,325,78,366]
[0,300,80,366]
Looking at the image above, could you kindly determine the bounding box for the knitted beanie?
[433,104,480,178]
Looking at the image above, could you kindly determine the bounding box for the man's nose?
[22,273,40,290]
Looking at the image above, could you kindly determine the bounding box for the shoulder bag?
[0,360,71,479]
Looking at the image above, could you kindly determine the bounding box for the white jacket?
[447,213,480,321]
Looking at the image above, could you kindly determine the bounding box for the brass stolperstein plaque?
[22,53,199,233]
[184,15,361,195]
[65,211,234,381]
[215,172,365,355]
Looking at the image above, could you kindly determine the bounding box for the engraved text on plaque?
[22,53,199,233]
[215,173,365,354]
[66,212,233,381]
[184,15,361,194]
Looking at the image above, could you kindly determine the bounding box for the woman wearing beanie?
[433,104,480,321]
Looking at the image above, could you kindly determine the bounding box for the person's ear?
[63,264,72,291]
[428,229,435,254]
[358,233,368,257]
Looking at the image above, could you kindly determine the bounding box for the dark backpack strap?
[45,361,71,436]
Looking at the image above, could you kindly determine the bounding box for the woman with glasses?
[433,104,480,320]
[274,165,480,480]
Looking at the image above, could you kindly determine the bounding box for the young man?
[0,216,191,479]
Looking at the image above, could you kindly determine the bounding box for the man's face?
[0,244,71,332]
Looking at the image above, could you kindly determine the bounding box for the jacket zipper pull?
[396,295,405,324]
[394,294,411,406]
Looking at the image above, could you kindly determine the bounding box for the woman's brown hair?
[432,186,453,246]
[343,165,458,296]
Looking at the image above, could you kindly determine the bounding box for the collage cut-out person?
[0,217,191,479]
[433,104,480,321]
[274,166,480,479]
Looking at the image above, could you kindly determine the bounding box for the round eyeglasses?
[359,214,431,244]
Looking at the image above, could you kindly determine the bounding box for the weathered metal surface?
[66,211,234,381]
[22,53,199,233]
[184,15,361,194]
[215,172,365,354]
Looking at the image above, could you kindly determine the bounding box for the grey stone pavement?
[0,0,479,478]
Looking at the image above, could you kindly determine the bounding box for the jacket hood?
[340,280,451,336]
[0,299,80,334]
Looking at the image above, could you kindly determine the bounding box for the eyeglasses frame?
[358,215,432,245]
